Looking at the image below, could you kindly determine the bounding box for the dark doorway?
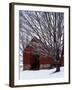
[30,54,40,70]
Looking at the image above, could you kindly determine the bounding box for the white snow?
[20,67,64,80]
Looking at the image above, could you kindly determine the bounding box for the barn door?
[31,54,40,70]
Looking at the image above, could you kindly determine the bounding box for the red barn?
[23,37,64,70]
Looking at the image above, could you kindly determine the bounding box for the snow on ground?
[20,67,64,80]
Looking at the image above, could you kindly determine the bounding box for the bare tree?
[19,10,64,72]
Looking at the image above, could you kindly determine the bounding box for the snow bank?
[20,67,64,80]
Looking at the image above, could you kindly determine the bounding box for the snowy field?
[20,67,64,80]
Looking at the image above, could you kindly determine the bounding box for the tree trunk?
[55,62,60,72]
[55,48,60,72]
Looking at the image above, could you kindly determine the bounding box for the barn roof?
[24,37,49,56]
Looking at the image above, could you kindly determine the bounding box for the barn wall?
[23,48,32,70]
[40,64,50,69]
[24,64,31,70]
[23,46,64,70]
